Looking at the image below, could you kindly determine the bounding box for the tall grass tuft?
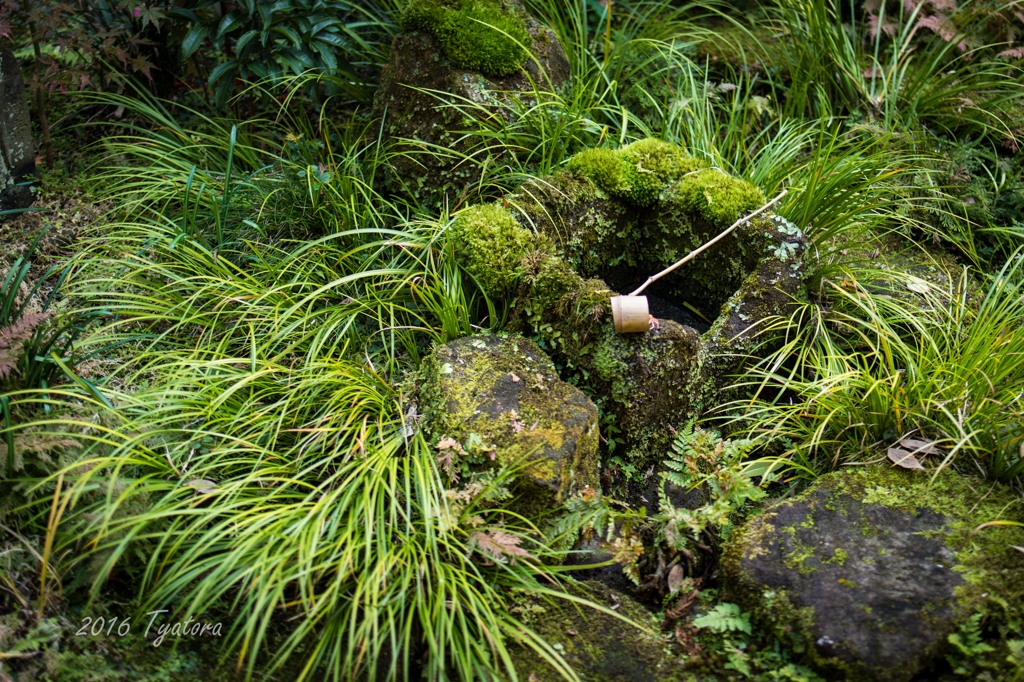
[725,251,1024,483]
[766,0,1024,143]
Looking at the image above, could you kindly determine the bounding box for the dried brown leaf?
[898,437,943,457]
[887,445,926,470]
[667,564,685,596]
[674,623,702,657]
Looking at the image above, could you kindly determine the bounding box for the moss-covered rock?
[419,333,600,506]
[508,580,692,681]
[511,141,779,323]
[373,0,569,208]
[472,140,808,474]
[721,465,1024,681]
[401,0,531,77]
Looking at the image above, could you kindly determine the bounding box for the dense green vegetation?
[1,0,1022,679]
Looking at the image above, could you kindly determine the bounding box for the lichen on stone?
[401,0,532,77]
[721,464,1024,680]
[418,333,600,507]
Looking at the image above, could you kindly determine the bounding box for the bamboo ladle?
[611,189,789,333]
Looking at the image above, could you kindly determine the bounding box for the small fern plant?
[656,423,766,557]
[1,238,93,480]
[692,601,752,635]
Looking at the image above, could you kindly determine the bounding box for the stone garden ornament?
[611,189,789,333]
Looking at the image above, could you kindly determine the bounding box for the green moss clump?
[448,202,537,298]
[566,138,702,207]
[566,148,631,198]
[618,138,701,206]
[401,0,531,77]
[671,167,765,225]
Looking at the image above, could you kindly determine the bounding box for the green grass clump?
[728,253,1024,482]
[402,0,532,77]
[448,202,539,298]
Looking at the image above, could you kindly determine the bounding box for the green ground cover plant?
[1,0,1022,679]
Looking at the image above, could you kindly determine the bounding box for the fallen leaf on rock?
[887,445,926,470]
[888,435,944,470]
[897,437,943,456]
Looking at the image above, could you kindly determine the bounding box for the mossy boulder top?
[373,0,569,207]
[419,334,600,505]
[721,465,1024,681]
[447,139,807,472]
[401,0,533,78]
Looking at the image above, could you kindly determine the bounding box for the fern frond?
[692,602,752,634]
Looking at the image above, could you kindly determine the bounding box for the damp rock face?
[0,48,37,212]
[372,0,569,208]
[419,334,599,505]
[447,139,806,472]
[507,580,689,682]
[722,465,1024,681]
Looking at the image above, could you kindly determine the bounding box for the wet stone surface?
[720,466,1024,681]
[0,47,37,212]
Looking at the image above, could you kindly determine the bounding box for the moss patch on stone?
[507,580,692,681]
[401,0,531,77]
[670,167,765,225]
[418,333,600,506]
[722,465,1024,680]
[448,201,543,299]
[566,138,703,208]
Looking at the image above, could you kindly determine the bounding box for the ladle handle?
[628,189,789,297]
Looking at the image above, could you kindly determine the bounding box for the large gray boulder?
[0,48,36,213]
[419,333,599,509]
[722,465,1024,681]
